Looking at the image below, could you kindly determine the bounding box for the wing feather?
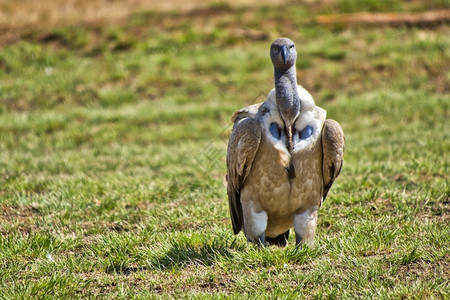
[322,119,345,202]
[226,110,262,234]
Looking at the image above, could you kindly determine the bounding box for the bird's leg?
[257,233,266,247]
[293,208,318,246]
[242,201,268,246]
[295,234,302,245]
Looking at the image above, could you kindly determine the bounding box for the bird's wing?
[231,103,262,122]
[226,110,262,234]
[321,119,345,202]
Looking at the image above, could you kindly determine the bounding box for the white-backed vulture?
[226,38,345,246]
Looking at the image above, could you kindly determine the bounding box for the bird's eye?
[289,45,295,49]
[273,46,279,51]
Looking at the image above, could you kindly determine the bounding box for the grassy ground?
[0,0,449,298]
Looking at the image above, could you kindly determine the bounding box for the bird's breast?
[243,134,296,215]
[290,141,323,208]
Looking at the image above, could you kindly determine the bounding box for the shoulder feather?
[231,103,262,123]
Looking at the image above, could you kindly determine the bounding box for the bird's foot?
[257,233,266,247]
[247,233,266,247]
[295,233,303,246]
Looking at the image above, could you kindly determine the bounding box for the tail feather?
[266,230,290,247]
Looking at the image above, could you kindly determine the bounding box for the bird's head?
[270,37,297,72]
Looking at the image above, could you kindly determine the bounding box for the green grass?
[1,0,449,298]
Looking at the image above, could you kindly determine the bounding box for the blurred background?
[0,0,448,298]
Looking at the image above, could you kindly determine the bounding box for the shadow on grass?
[107,235,245,275]
[105,232,321,275]
[151,237,243,270]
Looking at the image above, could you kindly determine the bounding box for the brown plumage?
[226,38,345,246]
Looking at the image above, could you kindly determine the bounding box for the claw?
[257,233,266,247]
[295,232,302,246]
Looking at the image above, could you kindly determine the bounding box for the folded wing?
[226,110,262,234]
[321,119,345,202]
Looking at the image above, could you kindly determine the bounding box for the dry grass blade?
[316,9,450,27]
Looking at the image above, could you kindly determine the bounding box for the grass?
[0,0,449,298]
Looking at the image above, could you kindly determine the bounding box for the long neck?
[274,66,300,152]
[274,67,297,92]
[274,67,300,118]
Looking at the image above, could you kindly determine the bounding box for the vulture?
[226,38,345,246]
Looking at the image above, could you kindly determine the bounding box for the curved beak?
[281,45,288,65]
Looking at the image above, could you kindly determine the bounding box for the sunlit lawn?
[0,0,449,298]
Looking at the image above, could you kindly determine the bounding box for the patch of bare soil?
[0,203,41,234]
[0,0,286,29]
[395,256,450,282]
[0,0,285,46]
